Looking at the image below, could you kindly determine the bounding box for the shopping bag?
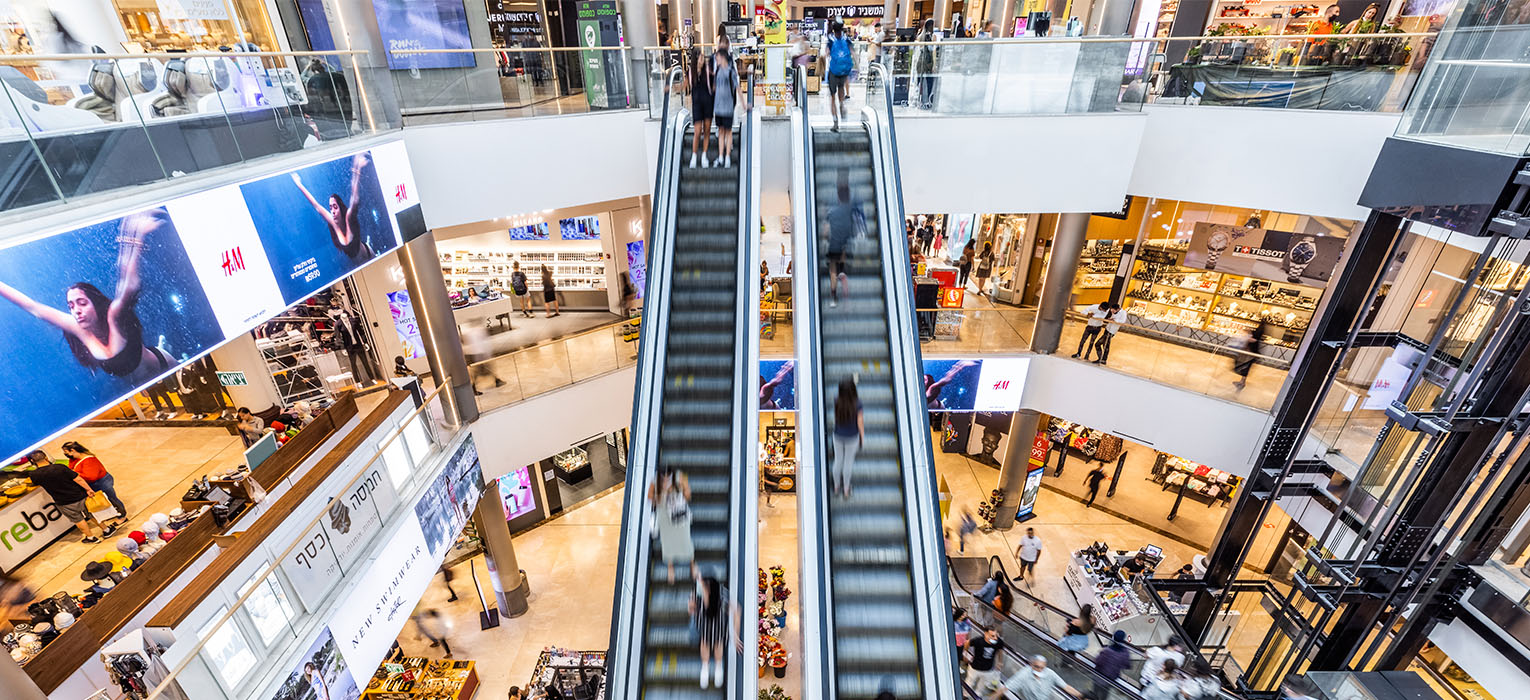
[86,492,119,521]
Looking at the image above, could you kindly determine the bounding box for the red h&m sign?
[221,246,245,276]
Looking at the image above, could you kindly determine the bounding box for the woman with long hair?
[687,45,714,168]
[688,573,743,689]
[649,466,698,584]
[540,264,560,317]
[1059,603,1095,653]
[293,153,374,261]
[710,30,742,168]
[0,210,174,383]
[974,240,995,297]
[831,377,863,499]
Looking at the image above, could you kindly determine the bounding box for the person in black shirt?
[26,450,112,543]
[1119,552,1149,579]
[1083,465,1107,507]
[965,626,1006,695]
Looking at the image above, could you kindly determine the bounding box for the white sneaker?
[714,658,724,686]
[700,659,710,688]
[689,153,697,168]
[724,155,731,168]
[701,157,710,168]
[714,157,724,168]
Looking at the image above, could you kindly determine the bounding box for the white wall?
[1019,355,1272,475]
[896,114,1148,214]
[1430,612,1530,700]
[472,366,637,480]
[404,111,654,231]
[1129,106,1400,220]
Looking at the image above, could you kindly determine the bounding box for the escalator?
[792,65,958,699]
[607,71,759,700]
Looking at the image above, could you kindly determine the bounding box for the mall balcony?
[0,2,1506,700]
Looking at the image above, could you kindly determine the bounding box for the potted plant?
[760,684,793,700]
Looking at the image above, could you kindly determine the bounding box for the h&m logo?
[394,183,409,203]
[221,246,246,276]
[991,380,1011,391]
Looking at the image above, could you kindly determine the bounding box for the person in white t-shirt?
[1072,302,1110,359]
[1140,639,1187,687]
[1012,527,1042,583]
[1088,302,1128,364]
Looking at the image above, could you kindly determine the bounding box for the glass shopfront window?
[112,0,280,52]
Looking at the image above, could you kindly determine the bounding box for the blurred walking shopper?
[414,608,453,657]
[1141,638,1187,686]
[1058,604,1094,654]
[825,21,854,130]
[462,324,504,396]
[1182,659,1221,699]
[1084,464,1106,507]
[1013,527,1042,582]
[689,574,743,689]
[996,655,1081,700]
[825,167,863,308]
[649,466,698,584]
[540,265,560,317]
[965,626,1007,696]
[1231,326,1257,390]
[1092,630,1133,699]
[687,46,714,168]
[1073,301,1110,358]
[1142,659,1182,700]
[957,240,975,288]
[711,30,741,168]
[832,378,864,498]
[957,507,978,552]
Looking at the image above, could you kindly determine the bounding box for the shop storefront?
[1,1,285,57]
[760,360,798,492]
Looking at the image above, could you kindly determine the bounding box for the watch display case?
[364,657,479,699]
[552,446,592,485]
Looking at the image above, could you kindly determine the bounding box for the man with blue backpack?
[825,22,854,131]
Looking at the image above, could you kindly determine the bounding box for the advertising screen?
[387,290,426,360]
[509,222,550,241]
[413,436,486,556]
[0,206,224,462]
[759,360,796,411]
[922,359,981,411]
[372,0,476,70]
[267,627,362,700]
[560,215,600,240]
[626,241,646,299]
[240,151,397,304]
[498,467,538,521]
[974,358,1029,412]
[1182,222,1347,286]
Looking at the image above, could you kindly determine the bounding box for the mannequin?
[327,305,376,385]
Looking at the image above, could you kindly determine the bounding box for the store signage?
[939,287,966,308]
[973,358,1029,412]
[1183,222,1346,286]
[216,371,248,387]
[801,5,885,19]
[373,0,477,70]
[267,627,362,700]
[626,241,646,300]
[325,515,438,677]
[156,0,229,21]
[1136,246,1178,265]
[925,359,982,411]
[281,462,400,607]
[0,488,78,572]
[577,0,626,110]
[0,141,417,467]
[386,290,426,360]
[414,436,486,557]
[1015,432,1048,522]
[1095,195,1134,220]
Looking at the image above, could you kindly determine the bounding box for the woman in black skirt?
[540,265,560,317]
[689,574,741,689]
[687,46,714,168]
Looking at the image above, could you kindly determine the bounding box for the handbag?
[85,491,119,521]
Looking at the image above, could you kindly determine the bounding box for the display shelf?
[439,247,608,293]
[528,649,606,699]
[256,333,332,408]
[364,657,478,699]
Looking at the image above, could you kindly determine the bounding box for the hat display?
[53,612,75,630]
[127,531,147,545]
[81,560,114,581]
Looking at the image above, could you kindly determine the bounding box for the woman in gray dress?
[649,466,697,584]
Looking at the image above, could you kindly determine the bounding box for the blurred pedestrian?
[914,19,937,109]
[688,573,743,689]
[957,240,975,288]
[1089,302,1127,364]
[1083,465,1106,507]
[832,377,863,499]
[826,168,863,307]
[687,45,714,168]
[462,324,503,396]
[1182,659,1221,699]
[413,608,453,657]
[996,655,1080,700]
[954,608,973,669]
[1013,527,1042,583]
[958,507,978,553]
[825,21,853,131]
[440,565,458,602]
[649,466,697,584]
[1093,630,1133,699]
[1231,326,1256,390]
[1142,658,1182,700]
[1141,638,1187,686]
[1058,604,1094,654]
[540,264,560,317]
[973,241,994,297]
[975,570,1003,606]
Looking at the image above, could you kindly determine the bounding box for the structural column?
[1031,212,1090,354]
[398,232,479,425]
[620,0,658,100]
[899,0,915,26]
[210,334,282,413]
[992,410,1042,529]
[673,0,693,43]
[934,0,954,29]
[989,0,1012,34]
[474,490,530,617]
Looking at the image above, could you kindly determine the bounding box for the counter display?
[528,648,606,699]
[1152,455,1239,507]
[0,466,75,573]
[1063,544,1177,645]
[365,656,479,699]
[552,446,592,485]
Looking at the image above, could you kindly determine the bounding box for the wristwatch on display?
[1205,230,1231,269]
[1286,236,1318,283]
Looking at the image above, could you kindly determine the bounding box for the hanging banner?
[577,0,627,110]
[372,0,477,70]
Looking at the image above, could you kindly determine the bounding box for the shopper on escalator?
[1142,658,1183,700]
[649,466,698,584]
[825,168,863,308]
[1141,638,1187,687]
[711,30,741,168]
[687,46,714,168]
[1092,630,1133,699]
[825,21,853,131]
[689,573,743,689]
[997,654,1080,700]
[1058,604,1095,654]
[831,378,864,499]
[965,627,1006,696]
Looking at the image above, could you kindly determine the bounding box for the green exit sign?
[217,371,249,387]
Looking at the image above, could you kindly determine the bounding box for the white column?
[210,334,283,413]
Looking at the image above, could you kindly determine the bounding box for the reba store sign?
[326,516,438,675]
[0,489,78,572]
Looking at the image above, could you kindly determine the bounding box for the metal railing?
[386,45,645,122]
[0,49,389,213]
[465,316,641,414]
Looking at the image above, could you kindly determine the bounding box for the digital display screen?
[498,466,538,521]
[509,222,550,240]
[560,215,600,240]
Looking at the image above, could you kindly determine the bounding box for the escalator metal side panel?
[607,106,690,700]
[790,97,835,700]
[729,100,763,700]
[862,102,961,697]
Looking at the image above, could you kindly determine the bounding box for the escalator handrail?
[980,555,1141,653]
[605,66,688,700]
[861,61,960,696]
[728,69,761,700]
[790,63,836,699]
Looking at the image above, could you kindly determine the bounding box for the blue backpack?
[828,36,853,76]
